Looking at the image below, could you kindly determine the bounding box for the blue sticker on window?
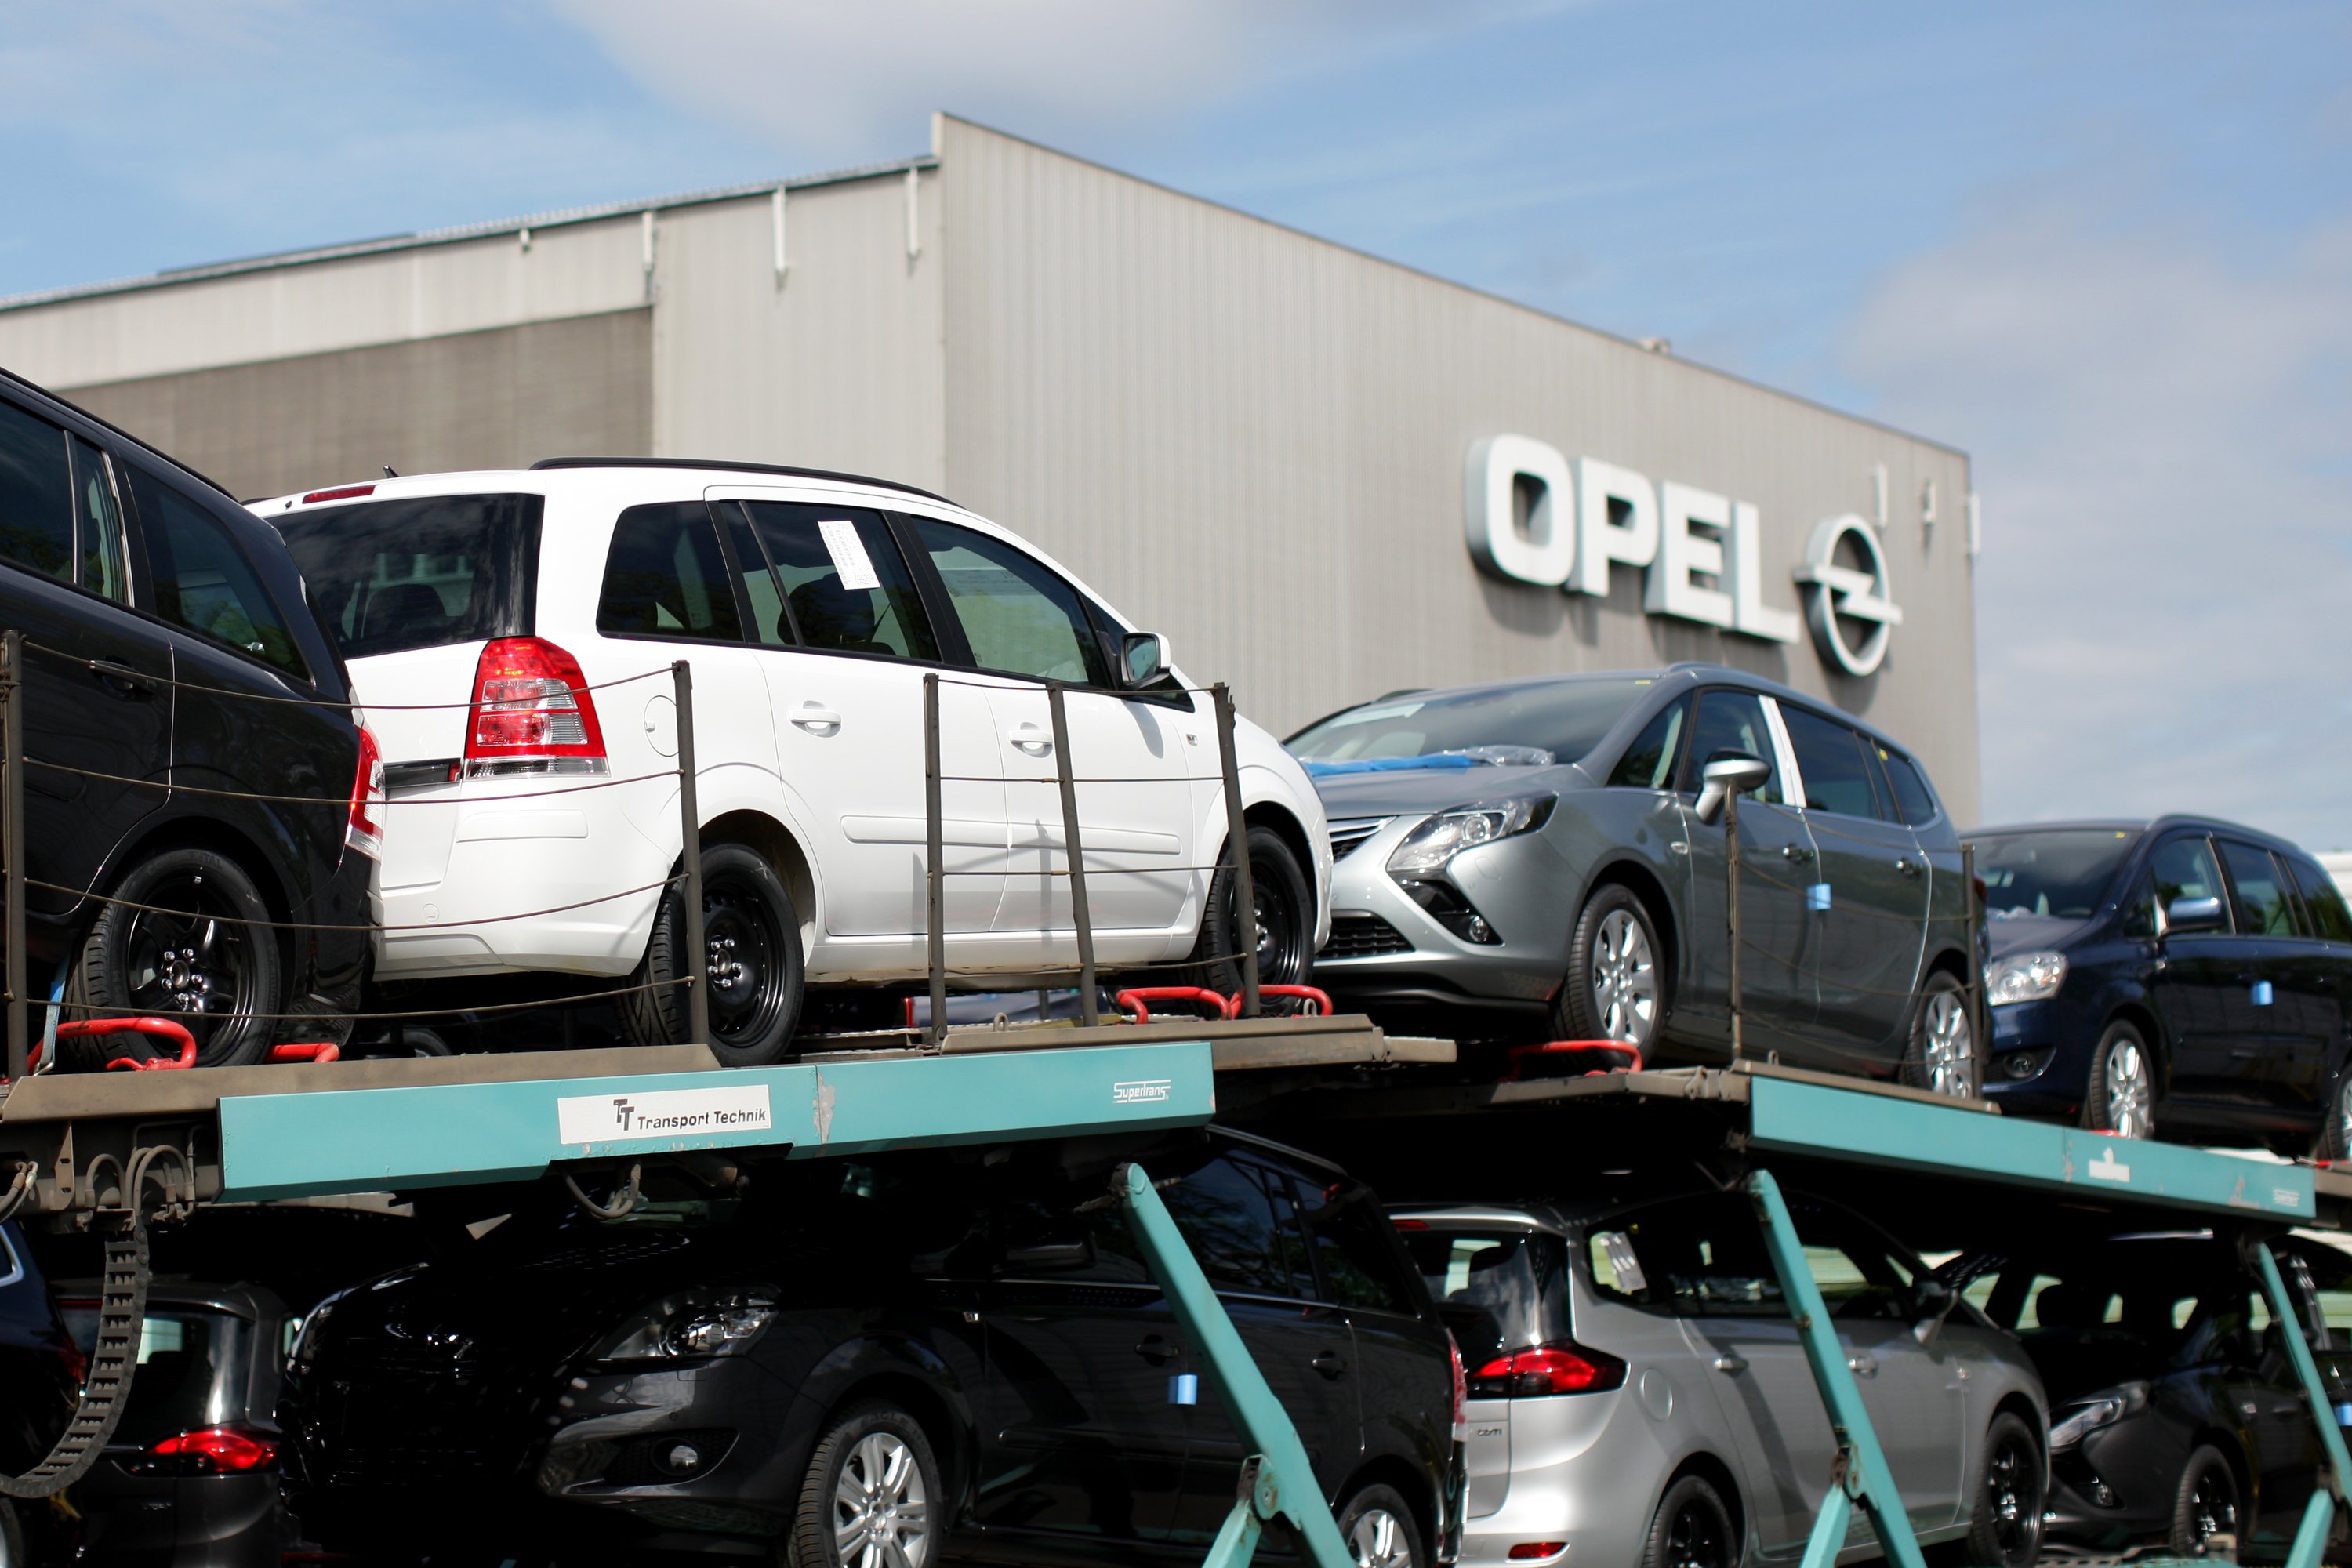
[1807,883,1832,911]
[1169,1374,1198,1406]
[2253,980,2274,1007]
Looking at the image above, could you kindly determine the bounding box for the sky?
[2,2,2349,845]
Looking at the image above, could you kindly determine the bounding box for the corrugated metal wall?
[935,118,1980,819]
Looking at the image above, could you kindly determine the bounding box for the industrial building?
[0,114,1981,819]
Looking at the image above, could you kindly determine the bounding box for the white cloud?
[1844,202,2352,848]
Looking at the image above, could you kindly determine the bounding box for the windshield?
[275,494,539,659]
[1287,679,1653,766]
[1398,1225,1570,1368]
[1969,829,2141,920]
[60,1304,253,1446]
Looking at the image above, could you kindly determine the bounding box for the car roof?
[1967,815,2312,856]
[251,459,956,517]
[0,364,241,501]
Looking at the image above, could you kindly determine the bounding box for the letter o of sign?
[1465,435,1575,587]
[1795,514,1905,677]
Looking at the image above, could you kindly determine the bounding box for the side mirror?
[2165,895,2227,935]
[999,1239,1093,1273]
[1911,1276,1960,1345]
[1693,751,1773,826]
[1119,631,1170,689]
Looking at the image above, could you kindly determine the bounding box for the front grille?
[1319,914,1414,960]
[1327,817,1393,861]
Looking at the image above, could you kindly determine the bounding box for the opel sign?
[1465,434,1901,676]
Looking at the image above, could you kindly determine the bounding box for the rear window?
[275,494,540,659]
[1399,1225,1570,1368]
[59,1303,254,1446]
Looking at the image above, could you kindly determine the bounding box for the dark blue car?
[1964,816,2352,1154]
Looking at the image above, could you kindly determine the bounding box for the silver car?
[1393,1191,2048,1568]
[1294,666,1979,1093]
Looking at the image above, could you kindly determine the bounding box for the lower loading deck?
[5,1029,2352,1568]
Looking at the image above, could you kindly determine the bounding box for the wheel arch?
[699,808,816,953]
[1333,1451,1443,1560]
[1584,855,1679,1011]
[1659,1450,1747,1562]
[1991,1392,2047,1461]
[818,1369,974,1519]
[2102,1002,2168,1089]
[94,815,297,970]
[2185,1423,2257,1510]
[1243,800,1319,930]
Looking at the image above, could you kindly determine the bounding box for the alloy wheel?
[2189,1465,2238,1550]
[121,872,257,1055]
[832,1430,931,1568]
[1982,1432,2038,1566]
[1591,908,1658,1045]
[1664,1497,1730,1568]
[2333,1074,2352,1162]
[1348,1505,1416,1568]
[1920,989,1975,1098]
[2102,1036,2154,1140]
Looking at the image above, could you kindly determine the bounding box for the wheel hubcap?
[122,872,253,1059]
[1591,909,1657,1044]
[696,878,789,1050]
[833,1431,929,1568]
[2103,1037,2153,1139]
[1922,990,1974,1097]
[1235,860,1306,986]
[1348,1506,1414,1568]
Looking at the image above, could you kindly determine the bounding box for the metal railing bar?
[25,875,685,934]
[53,977,689,1025]
[26,758,683,807]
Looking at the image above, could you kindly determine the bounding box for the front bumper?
[1316,822,1578,1016]
[1979,999,2091,1119]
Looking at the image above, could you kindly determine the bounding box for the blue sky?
[5,2,2350,844]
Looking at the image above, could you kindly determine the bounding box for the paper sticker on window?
[817,518,880,591]
[1597,1230,1646,1294]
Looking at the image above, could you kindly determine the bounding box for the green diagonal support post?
[1118,1161,1355,1568]
[2256,1243,2352,1568]
[1747,1170,1929,1568]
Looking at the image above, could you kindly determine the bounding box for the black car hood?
[1311,762,1588,818]
[1984,912,2087,959]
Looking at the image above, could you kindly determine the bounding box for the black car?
[284,1129,1461,1567]
[1967,818,2352,1153]
[1963,1230,2352,1558]
[0,1220,80,1562]
[55,1279,296,1567]
[0,368,376,1064]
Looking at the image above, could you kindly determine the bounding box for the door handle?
[1896,858,1922,878]
[791,705,842,733]
[1008,724,1053,755]
[1712,1353,1748,1374]
[1781,845,1813,863]
[1135,1334,1178,1366]
[1848,1354,1878,1377]
[89,659,158,695]
[1311,1351,1347,1379]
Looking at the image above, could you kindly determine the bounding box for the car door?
[2147,835,2262,1112]
[898,514,1196,960]
[1673,688,1822,1058]
[1163,1150,1360,1549]
[0,400,172,933]
[2217,839,2334,1116]
[1776,703,1930,1065]
[2286,855,2352,1112]
[716,494,1004,941]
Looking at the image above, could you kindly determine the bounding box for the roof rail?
[528,456,953,505]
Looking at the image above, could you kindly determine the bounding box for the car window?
[278,494,539,659]
[1588,1193,1784,1318]
[2151,837,2230,932]
[1164,1155,1316,1300]
[1973,829,2141,921]
[1400,1227,1570,1370]
[2120,874,2161,939]
[1780,706,1893,821]
[2220,840,2301,937]
[1875,746,1941,826]
[70,440,129,604]
[1296,1178,1420,1314]
[597,502,743,644]
[56,1305,253,1447]
[1797,1211,1918,1322]
[1676,691,1784,805]
[740,502,937,661]
[2289,858,2352,942]
[131,470,308,678]
[906,516,1109,685]
[0,397,78,588]
[714,506,791,649]
[1606,698,1687,789]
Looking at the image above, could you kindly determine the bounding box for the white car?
[257,459,1330,1062]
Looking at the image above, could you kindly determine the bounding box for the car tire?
[622,842,804,1066]
[2168,1444,2241,1559]
[1962,1412,2045,1568]
[784,1401,942,1568]
[70,845,282,1068]
[1638,1472,1736,1568]
[1900,971,1980,1099]
[0,1498,22,1568]
[2315,1065,2352,1161]
[1338,1483,1424,1568]
[1552,883,1664,1051]
[1180,824,1315,999]
[2080,1020,2158,1140]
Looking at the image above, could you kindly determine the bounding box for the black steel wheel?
[71,846,281,1067]
[1639,1473,1734,1568]
[623,842,804,1066]
[1553,882,1665,1051]
[2169,1444,2241,1559]
[1181,823,1315,996]
[1964,1413,2045,1568]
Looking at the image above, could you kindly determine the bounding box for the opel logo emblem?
[1792,514,1903,677]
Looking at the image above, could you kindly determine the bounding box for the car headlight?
[1985,950,2068,1006]
[2049,1382,2146,1450]
[1387,794,1556,880]
[593,1287,779,1363]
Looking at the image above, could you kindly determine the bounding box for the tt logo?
[612,1097,635,1131]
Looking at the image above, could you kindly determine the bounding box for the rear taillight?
[346,724,384,859]
[1469,1343,1628,1398]
[1448,1332,1468,1442]
[148,1424,278,1473]
[463,637,607,778]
